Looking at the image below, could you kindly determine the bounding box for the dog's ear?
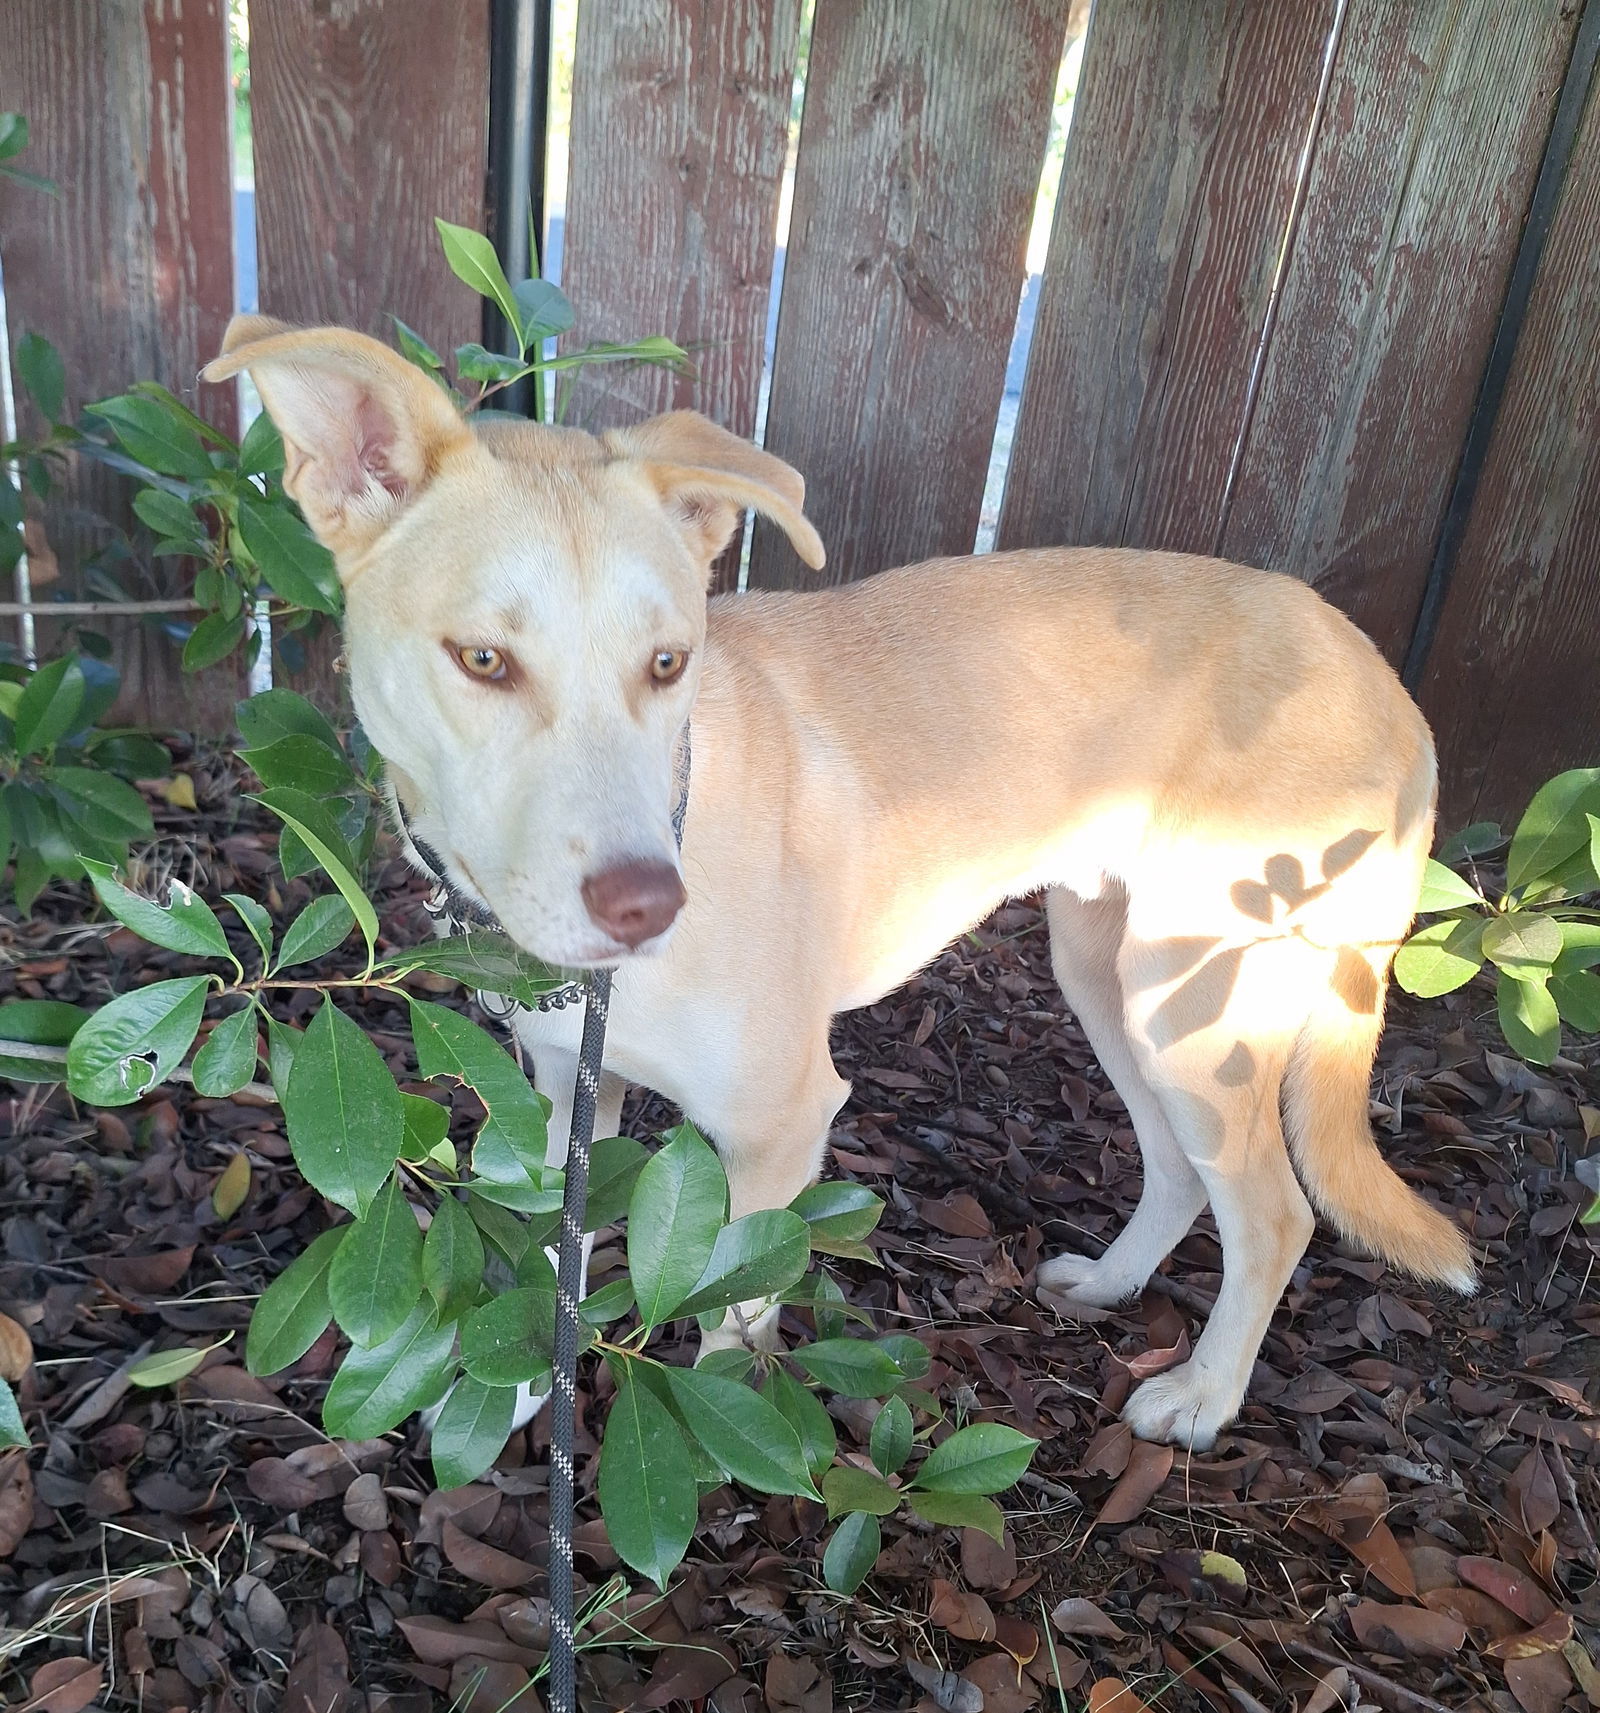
[604,411,826,573]
[202,315,473,564]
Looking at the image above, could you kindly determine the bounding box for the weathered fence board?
[1418,75,1600,826]
[747,0,1072,590]
[250,0,489,350]
[248,0,490,707]
[997,0,1335,556]
[1217,0,1579,665]
[560,0,799,439]
[0,0,242,729]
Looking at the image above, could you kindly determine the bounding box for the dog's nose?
[580,860,686,947]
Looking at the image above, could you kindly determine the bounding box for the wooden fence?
[2,0,1597,824]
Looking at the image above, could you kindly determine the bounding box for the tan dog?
[205,317,1475,1452]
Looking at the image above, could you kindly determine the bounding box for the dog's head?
[204,317,824,965]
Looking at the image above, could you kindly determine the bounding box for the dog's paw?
[1036,1250,1135,1314]
[1121,1362,1237,1452]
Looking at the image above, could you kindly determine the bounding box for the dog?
[204,317,1475,1452]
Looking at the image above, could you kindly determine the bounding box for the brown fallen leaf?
[397,1615,542,1671]
[1421,1584,1524,1642]
[634,1633,739,1709]
[1506,1447,1561,1539]
[448,1656,541,1711]
[765,1651,833,1713]
[960,1526,1017,1590]
[0,1453,35,1557]
[1347,1599,1466,1658]
[212,1149,252,1219]
[1051,1598,1127,1642]
[91,1246,195,1296]
[284,1621,351,1713]
[1079,1420,1133,1479]
[1302,1666,1351,1713]
[442,1519,540,1591]
[964,1651,1040,1713]
[929,1577,997,1643]
[342,1471,390,1531]
[1486,1612,1575,1661]
[1503,1649,1575,1713]
[0,1310,32,1382]
[247,1457,322,1511]
[1458,1557,1557,1626]
[994,1617,1039,1667]
[20,1657,104,1713]
[1094,1439,1174,1528]
[1087,1679,1154,1713]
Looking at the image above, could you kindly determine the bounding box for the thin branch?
[0,599,202,617]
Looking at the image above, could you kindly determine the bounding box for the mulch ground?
[1,746,1596,1713]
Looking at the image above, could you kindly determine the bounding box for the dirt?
[1,748,1596,1712]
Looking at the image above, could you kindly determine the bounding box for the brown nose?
[580,860,686,948]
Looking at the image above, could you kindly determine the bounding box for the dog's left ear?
[605,411,826,573]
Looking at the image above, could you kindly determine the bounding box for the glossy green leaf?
[277,893,356,969]
[1482,911,1563,978]
[253,789,378,962]
[409,998,550,1180]
[1436,821,1503,865]
[628,1124,727,1327]
[906,1489,1007,1542]
[322,1303,456,1439]
[0,998,88,1081]
[282,998,405,1216]
[869,1394,915,1477]
[66,976,210,1107]
[16,331,65,422]
[435,219,523,339]
[599,1374,697,1589]
[1394,916,1485,998]
[790,1180,883,1244]
[431,1375,518,1490]
[822,1511,880,1595]
[246,1227,343,1376]
[584,1134,650,1231]
[242,733,357,797]
[236,687,343,755]
[912,1422,1036,1494]
[238,493,341,614]
[1497,972,1561,1066]
[822,1464,900,1517]
[392,317,446,373]
[763,1366,837,1478]
[81,859,232,961]
[674,1208,811,1319]
[459,1287,559,1388]
[581,1278,636,1325]
[127,1342,223,1388]
[1415,858,1483,914]
[88,394,214,480]
[876,1334,932,1382]
[663,1366,819,1498]
[51,769,154,849]
[793,1337,905,1399]
[0,1378,25,1449]
[512,277,575,343]
[328,1173,425,1347]
[238,410,285,478]
[1507,768,1600,892]
[400,1092,453,1163]
[424,1194,486,1322]
[1550,969,1600,1033]
[380,934,571,1008]
[13,655,85,755]
[191,1007,260,1097]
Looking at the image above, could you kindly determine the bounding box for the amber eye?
[650,648,688,684]
[458,645,508,681]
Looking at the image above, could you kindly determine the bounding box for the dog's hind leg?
[1037,886,1208,1310]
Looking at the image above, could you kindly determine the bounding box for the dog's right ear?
[202,315,472,566]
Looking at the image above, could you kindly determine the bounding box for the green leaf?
[51,769,155,844]
[322,1303,457,1439]
[431,1375,518,1489]
[328,1173,425,1347]
[13,655,85,755]
[581,1278,636,1325]
[0,998,89,1081]
[265,1016,302,1102]
[674,1208,812,1319]
[0,113,29,161]
[906,1489,1007,1542]
[409,998,549,1181]
[424,1194,486,1321]
[1482,911,1563,977]
[599,1374,698,1589]
[66,976,210,1106]
[455,344,533,386]
[16,332,65,422]
[821,1465,900,1518]
[512,277,575,343]
[277,894,356,968]
[236,688,343,755]
[1550,969,1600,1033]
[763,1366,837,1478]
[468,1196,530,1271]
[242,733,358,797]
[133,486,205,546]
[912,1422,1036,1494]
[400,1092,453,1163]
[247,1227,343,1375]
[238,410,286,478]
[1556,921,1600,975]
[238,493,341,614]
[252,789,378,963]
[82,859,232,961]
[663,1366,819,1498]
[0,1377,25,1449]
[793,1338,906,1399]
[1507,768,1600,892]
[1415,859,1482,914]
[380,934,571,1008]
[822,1511,881,1595]
[628,1124,727,1327]
[88,393,214,480]
[128,1342,223,1388]
[392,318,446,373]
[875,1334,931,1381]
[584,1134,649,1231]
[1394,916,1485,998]
[191,1007,260,1097]
[1497,972,1561,1065]
[282,998,406,1217]
[1437,821,1503,864]
[459,1287,559,1388]
[870,1395,915,1477]
[435,219,524,342]
[790,1180,883,1244]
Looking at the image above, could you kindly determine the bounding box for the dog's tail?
[1283,978,1476,1293]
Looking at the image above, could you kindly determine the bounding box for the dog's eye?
[650,648,688,684]
[458,645,508,681]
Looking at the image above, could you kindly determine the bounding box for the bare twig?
[0,598,201,616]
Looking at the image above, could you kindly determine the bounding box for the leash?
[395,725,690,1712]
